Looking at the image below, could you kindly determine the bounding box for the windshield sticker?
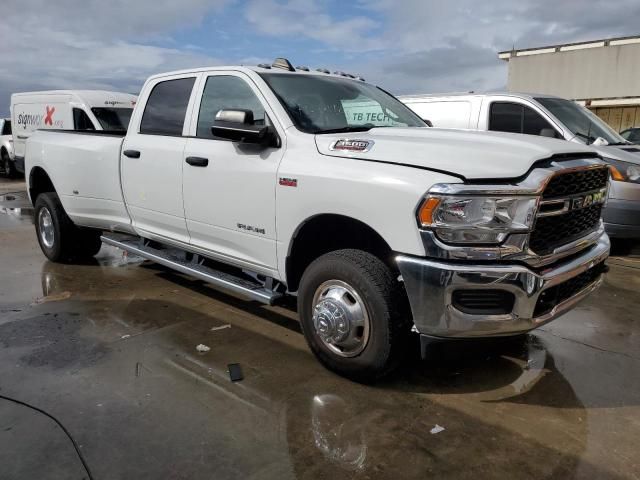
[329,139,374,153]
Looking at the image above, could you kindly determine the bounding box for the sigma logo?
[105,100,127,106]
[570,190,607,211]
[329,139,374,153]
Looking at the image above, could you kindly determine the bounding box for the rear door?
[182,71,284,274]
[121,74,198,243]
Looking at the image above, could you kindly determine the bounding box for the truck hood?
[314,128,596,180]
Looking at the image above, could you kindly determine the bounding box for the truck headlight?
[418,195,538,244]
[606,158,640,184]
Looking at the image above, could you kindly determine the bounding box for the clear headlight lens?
[418,195,538,244]
[606,158,640,183]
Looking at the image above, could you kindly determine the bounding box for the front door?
[182,72,284,274]
[121,75,197,244]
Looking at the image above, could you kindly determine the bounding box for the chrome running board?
[101,233,283,305]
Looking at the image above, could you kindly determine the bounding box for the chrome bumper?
[396,234,610,338]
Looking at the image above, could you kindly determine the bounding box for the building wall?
[507,42,640,100]
[590,106,640,132]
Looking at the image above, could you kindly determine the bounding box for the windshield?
[259,73,426,134]
[91,107,133,131]
[535,97,628,145]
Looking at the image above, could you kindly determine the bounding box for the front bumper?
[396,234,610,338]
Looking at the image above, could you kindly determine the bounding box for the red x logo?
[44,106,55,126]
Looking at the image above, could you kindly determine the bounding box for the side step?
[101,234,283,305]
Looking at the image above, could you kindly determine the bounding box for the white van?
[10,90,137,173]
[399,92,640,239]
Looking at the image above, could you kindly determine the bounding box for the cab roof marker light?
[334,71,348,77]
[272,57,295,71]
[296,66,310,71]
[356,76,366,81]
[257,63,271,69]
[316,68,330,74]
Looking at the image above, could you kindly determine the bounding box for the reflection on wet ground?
[0,183,34,223]
[1,178,640,479]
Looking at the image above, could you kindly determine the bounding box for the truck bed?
[25,129,132,232]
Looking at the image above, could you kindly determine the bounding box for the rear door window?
[1,120,11,135]
[140,77,196,136]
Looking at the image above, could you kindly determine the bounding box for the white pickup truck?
[25,58,610,380]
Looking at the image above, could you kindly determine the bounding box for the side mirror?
[211,109,271,145]
[540,128,558,138]
[423,119,433,127]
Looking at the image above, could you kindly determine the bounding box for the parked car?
[401,93,640,240]
[23,59,609,380]
[0,118,15,177]
[10,90,137,174]
[620,127,640,144]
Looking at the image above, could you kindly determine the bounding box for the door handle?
[123,149,141,158]
[186,156,209,167]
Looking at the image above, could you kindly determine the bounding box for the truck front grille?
[529,203,603,255]
[533,260,606,317]
[529,167,609,255]
[542,167,609,199]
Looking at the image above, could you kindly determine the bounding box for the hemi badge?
[329,139,374,153]
[279,177,298,187]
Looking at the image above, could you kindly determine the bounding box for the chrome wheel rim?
[38,207,55,248]
[311,280,370,357]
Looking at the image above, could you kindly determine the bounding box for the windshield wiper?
[608,142,632,146]
[314,126,373,135]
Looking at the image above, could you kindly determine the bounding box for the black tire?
[34,192,102,263]
[298,249,411,382]
[1,149,15,178]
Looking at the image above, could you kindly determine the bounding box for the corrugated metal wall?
[507,42,640,100]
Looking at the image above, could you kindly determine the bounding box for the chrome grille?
[529,167,609,255]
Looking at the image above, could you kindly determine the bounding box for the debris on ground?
[228,363,243,382]
[210,324,231,332]
[33,291,72,304]
[430,424,445,434]
[196,344,211,353]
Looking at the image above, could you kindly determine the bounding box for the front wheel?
[298,249,411,382]
[34,192,103,263]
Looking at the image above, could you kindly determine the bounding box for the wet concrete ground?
[1,177,639,479]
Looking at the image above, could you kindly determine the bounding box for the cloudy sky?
[1,0,639,116]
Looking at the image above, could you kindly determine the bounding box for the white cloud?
[244,0,383,51]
